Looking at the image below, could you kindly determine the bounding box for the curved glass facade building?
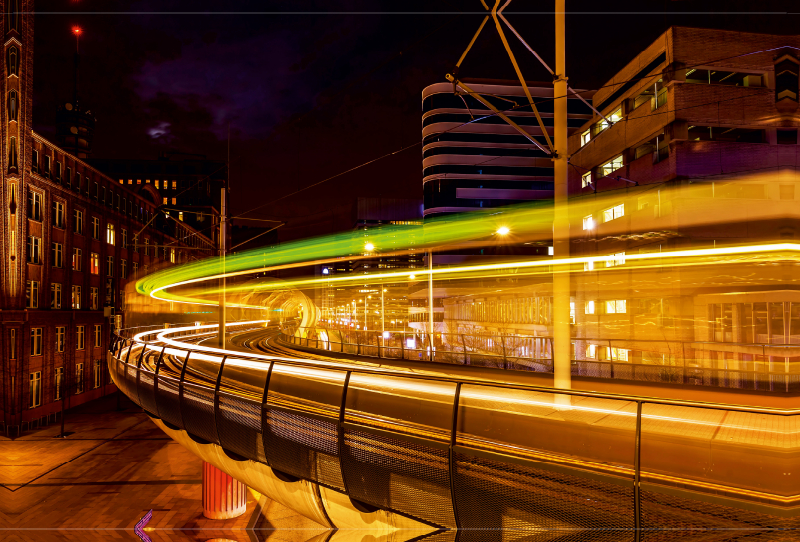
[422,80,595,217]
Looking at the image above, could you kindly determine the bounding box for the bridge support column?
[202,461,247,519]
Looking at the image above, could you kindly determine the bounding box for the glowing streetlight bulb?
[496,226,510,235]
[409,274,415,280]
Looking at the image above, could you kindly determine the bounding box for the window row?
[29,241,132,277]
[579,83,669,148]
[30,150,157,223]
[25,324,103,358]
[26,280,129,311]
[29,359,105,408]
[584,299,627,315]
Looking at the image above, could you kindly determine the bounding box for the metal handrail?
[119,324,800,415]
[276,326,800,394]
[108,324,800,534]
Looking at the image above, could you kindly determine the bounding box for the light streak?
[146,243,800,307]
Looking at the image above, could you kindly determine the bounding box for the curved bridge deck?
[108,322,800,537]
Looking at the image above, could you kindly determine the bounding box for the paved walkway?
[0,394,329,542]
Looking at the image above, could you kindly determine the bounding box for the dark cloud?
[31,0,800,235]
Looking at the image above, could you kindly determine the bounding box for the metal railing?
[279,326,800,393]
[108,324,800,535]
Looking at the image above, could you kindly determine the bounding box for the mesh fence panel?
[137,367,157,414]
[217,393,263,461]
[125,364,140,406]
[155,375,183,428]
[641,488,800,540]
[342,427,456,528]
[453,451,634,540]
[181,382,219,444]
[264,409,345,490]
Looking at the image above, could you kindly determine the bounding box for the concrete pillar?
[202,461,247,519]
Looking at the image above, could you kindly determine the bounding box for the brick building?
[0,1,215,435]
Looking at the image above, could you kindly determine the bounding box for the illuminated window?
[128,179,132,185]
[548,246,554,256]
[51,283,62,309]
[155,180,160,189]
[52,242,63,268]
[163,197,167,205]
[52,201,64,228]
[600,155,624,177]
[172,181,177,189]
[94,324,102,348]
[594,107,622,135]
[586,344,597,359]
[581,172,592,188]
[607,347,629,361]
[26,236,41,264]
[581,129,591,146]
[90,252,99,274]
[29,371,41,408]
[603,203,624,222]
[27,191,42,220]
[30,329,42,357]
[106,223,115,245]
[137,179,141,185]
[71,285,81,309]
[73,209,83,234]
[585,300,595,314]
[582,215,594,230]
[170,249,175,263]
[605,252,626,267]
[584,260,594,271]
[171,198,176,205]
[605,299,627,314]
[25,280,38,308]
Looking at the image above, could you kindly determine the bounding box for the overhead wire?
[236,45,790,219]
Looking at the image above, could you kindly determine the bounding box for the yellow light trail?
[147,243,800,307]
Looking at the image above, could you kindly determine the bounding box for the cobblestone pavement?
[0,394,329,542]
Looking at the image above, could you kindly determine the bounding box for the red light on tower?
[72,26,82,36]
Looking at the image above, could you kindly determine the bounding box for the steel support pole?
[552,0,572,395]
[218,188,227,347]
[428,250,435,359]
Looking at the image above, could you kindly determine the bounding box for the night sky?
[30,0,800,237]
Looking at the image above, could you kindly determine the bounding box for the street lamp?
[364,242,375,252]
[496,226,510,236]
